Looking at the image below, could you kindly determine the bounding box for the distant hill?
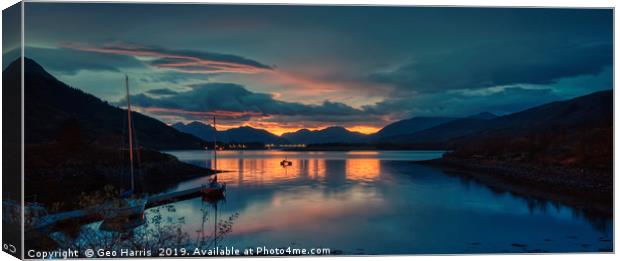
[383,117,492,144]
[474,91,611,138]
[13,58,205,150]
[374,112,497,141]
[172,121,285,144]
[373,116,456,139]
[11,58,212,210]
[467,112,498,120]
[383,90,612,171]
[377,112,496,143]
[282,126,368,144]
[172,121,218,141]
[221,126,285,144]
[172,122,370,145]
[427,90,612,204]
[456,90,612,169]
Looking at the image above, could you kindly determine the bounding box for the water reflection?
[181,152,401,187]
[161,151,614,254]
[50,197,239,256]
[346,159,381,182]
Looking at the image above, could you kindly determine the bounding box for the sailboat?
[202,116,226,202]
[280,155,292,167]
[99,75,147,231]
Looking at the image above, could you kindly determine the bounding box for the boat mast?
[125,75,135,193]
[213,116,217,183]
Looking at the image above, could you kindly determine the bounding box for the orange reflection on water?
[345,158,381,182]
[208,157,324,185]
[307,159,326,179]
[203,152,381,185]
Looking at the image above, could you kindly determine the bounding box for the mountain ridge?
[282,126,368,144]
[15,57,206,150]
[382,90,612,147]
[373,116,457,140]
[172,121,286,144]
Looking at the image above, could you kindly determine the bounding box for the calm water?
[130,151,614,254]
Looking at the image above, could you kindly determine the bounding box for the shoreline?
[417,158,612,216]
[24,144,218,213]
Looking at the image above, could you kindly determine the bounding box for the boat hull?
[201,184,226,203]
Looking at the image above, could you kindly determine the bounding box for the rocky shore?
[419,157,612,215]
[25,143,215,212]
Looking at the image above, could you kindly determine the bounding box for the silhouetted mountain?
[374,112,497,141]
[432,91,613,201]
[384,90,613,159]
[173,121,371,145]
[476,91,611,137]
[14,57,205,150]
[467,112,498,120]
[221,126,285,144]
[384,117,491,144]
[172,121,218,141]
[458,90,612,169]
[282,126,368,144]
[172,121,285,144]
[12,58,213,210]
[373,116,456,139]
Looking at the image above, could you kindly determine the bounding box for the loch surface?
[157,150,612,254]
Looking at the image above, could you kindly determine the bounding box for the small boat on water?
[280,156,292,167]
[99,75,146,231]
[202,181,226,203]
[202,116,226,203]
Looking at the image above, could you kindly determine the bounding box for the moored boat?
[280,156,292,167]
[98,75,147,230]
[201,116,226,203]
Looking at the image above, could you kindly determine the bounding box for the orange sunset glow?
[216,124,381,136]
[168,120,381,136]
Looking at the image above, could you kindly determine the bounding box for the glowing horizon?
[169,120,381,136]
[21,4,612,133]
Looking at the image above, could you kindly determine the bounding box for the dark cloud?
[2,5,20,70]
[122,83,372,121]
[63,43,273,74]
[371,41,612,94]
[135,83,570,126]
[139,71,209,84]
[22,4,612,128]
[25,46,144,75]
[364,86,563,118]
[145,88,179,96]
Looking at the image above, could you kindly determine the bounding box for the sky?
[11,3,613,135]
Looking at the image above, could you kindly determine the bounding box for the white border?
[0,1,617,261]
[20,1,24,260]
[11,0,620,8]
